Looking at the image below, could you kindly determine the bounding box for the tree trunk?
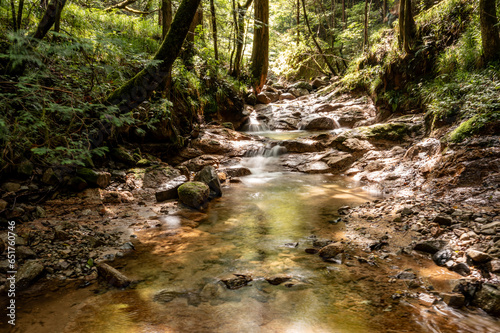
[33,0,67,40]
[480,0,500,63]
[54,0,64,33]
[297,0,300,44]
[250,0,269,93]
[398,0,415,54]
[10,0,17,32]
[229,0,237,72]
[161,0,173,40]
[342,0,345,27]
[209,0,219,60]
[331,0,336,29]
[106,0,202,112]
[301,0,336,76]
[382,0,387,21]
[17,0,24,30]
[232,0,253,77]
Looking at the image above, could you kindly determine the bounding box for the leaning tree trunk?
[301,0,336,75]
[33,0,67,39]
[398,0,415,54]
[249,0,269,93]
[231,0,253,77]
[106,0,202,112]
[480,0,500,63]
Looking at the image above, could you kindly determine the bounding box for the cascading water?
[241,111,270,132]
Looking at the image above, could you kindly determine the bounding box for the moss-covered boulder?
[76,168,111,189]
[111,146,137,166]
[178,182,210,210]
[16,159,34,178]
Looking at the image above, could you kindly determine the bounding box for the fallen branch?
[104,0,138,11]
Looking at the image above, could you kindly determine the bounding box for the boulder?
[441,292,465,308]
[225,167,252,178]
[76,168,111,189]
[324,153,355,172]
[97,263,131,288]
[318,242,344,259]
[16,260,44,290]
[450,262,471,276]
[194,166,222,198]
[466,249,493,263]
[433,214,453,226]
[413,240,448,254]
[42,168,59,185]
[302,117,336,130]
[311,78,327,89]
[279,93,296,101]
[257,91,279,104]
[290,81,313,91]
[143,165,181,189]
[16,160,34,178]
[473,284,500,316]
[432,249,453,266]
[313,104,344,113]
[178,182,210,210]
[221,274,252,290]
[289,88,309,97]
[265,275,292,285]
[281,140,324,153]
[111,146,137,166]
[155,175,188,202]
[2,182,21,192]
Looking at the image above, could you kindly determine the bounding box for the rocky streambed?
[1,82,500,331]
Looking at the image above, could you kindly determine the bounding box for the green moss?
[361,123,410,141]
[449,112,499,142]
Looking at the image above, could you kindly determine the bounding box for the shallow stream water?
[12,132,500,333]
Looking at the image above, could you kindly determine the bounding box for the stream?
[12,124,500,333]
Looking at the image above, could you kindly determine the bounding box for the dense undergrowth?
[339,0,500,142]
[0,3,245,177]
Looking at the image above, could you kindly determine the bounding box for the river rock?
[0,238,5,255]
[143,165,181,189]
[155,175,188,202]
[466,249,492,263]
[225,167,252,177]
[289,88,309,97]
[257,91,279,104]
[16,159,34,177]
[313,103,344,113]
[488,260,500,273]
[433,214,453,226]
[17,246,37,260]
[433,249,453,266]
[318,242,344,259]
[265,275,292,285]
[0,199,7,211]
[2,182,21,192]
[303,117,336,130]
[178,182,210,210]
[396,270,417,280]
[472,284,500,316]
[290,81,313,91]
[153,289,182,303]
[324,153,355,172]
[194,166,222,198]
[111,146,136,166]
[76,168,111,189]
[97,263,131,288]
[441,292,465,308]
[450,262,471,276]
[279,93,296,101]
[221,274,252,290]
[16,260,44,290]
[413,240,448,254]
[311,78,327,89]
[282,140,324,153]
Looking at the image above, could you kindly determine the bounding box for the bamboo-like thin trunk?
[301,0,336,75]
[17,0,24,30]
[210,0,219,60]
[10,0,17,32]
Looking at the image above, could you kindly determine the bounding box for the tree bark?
[342,0,345,27]
[33,0,67,40]
[249,0,269,93]
[398,0,415,54]
[480,0,500,63]
[297,0,300,44]
[17,0,24,30]
[106,0,202,111]
[10,0,17,32]
[54,0,64,33]
[231,0,253,77]
[209,0,219,60]
[301,0,337,75]
[382,0,387,21]
[161,0,173,40]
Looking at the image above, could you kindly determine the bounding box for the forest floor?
[2,83,500,320]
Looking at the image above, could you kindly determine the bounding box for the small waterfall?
[245,144,287,158]
[242,111,269,132]
[241,144,287,181]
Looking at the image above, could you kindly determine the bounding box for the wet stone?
[221,274,252,290]
[450,262,471,276]
[413,240,448,254]
[433,249,453,266]
[433,214,453,226]
[441,292,466,308]
[265,275,292,285]
[396,270,417,280]
[466,249,493,263]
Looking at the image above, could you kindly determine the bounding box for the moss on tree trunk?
[106,0,202,112]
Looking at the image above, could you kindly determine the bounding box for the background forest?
[0,0,499,179]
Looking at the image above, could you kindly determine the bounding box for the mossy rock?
[290,81,313,91]
[136,159,151,167]
[68,176,88,191]
[359,123,412,142]
[76,168,111,189]
[111,147,136,166]
[178,182,210,210]
[222,122,235,130]
[16,160,33,178]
